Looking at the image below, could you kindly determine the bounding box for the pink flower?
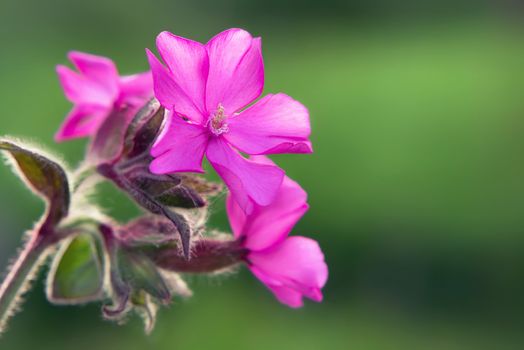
[147,28,312,213]
[226,156,327,308]
[56,51,153,141]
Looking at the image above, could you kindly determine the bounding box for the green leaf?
[117,248,171,302]
[0,139,70,230]
[46,233,104,304]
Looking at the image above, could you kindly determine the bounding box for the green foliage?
[116,248,171,302]
[46,233,105,304]
[0,139,70,231]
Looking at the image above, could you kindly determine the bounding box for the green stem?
[72,164,97,192]
[0,234,52,334]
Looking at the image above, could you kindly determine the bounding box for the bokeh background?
[1,0,524,349]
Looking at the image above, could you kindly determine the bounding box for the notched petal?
[206,138,284,213]
[226,93,312,155]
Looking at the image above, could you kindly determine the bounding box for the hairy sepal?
[94,100,211,259]
[46,232,105,305]
[99,224,175,334]
[0,138,70,234]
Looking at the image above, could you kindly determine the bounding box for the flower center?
[207,104,229,136]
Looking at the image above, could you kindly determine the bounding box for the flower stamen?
[208,104,229,136]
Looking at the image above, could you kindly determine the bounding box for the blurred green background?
[1,0,524,349]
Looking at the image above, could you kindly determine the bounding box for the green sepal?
[46,233,105,304]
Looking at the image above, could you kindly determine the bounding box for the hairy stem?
[151,239,247,273]
[0,234,52,334]
[72,164,97,192]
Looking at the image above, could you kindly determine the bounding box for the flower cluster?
[0,28,327,334]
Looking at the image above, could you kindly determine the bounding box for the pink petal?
[205,29,264,115]
[156,31,208,115]
[149,110,208,174]
[56,65,114,107]
[225,191,246,239]
[268,285,305,308]
[146,49,205,123]
[216,37,264,114]
[248,236,328,298]
[226,164,309,250]
[119,71,153,104]
[55,105,109,141]
[226,93,312,155]
[67,51,119,99]
[250,266,304,308]
[206,138,284,213]
[245,176,308,251]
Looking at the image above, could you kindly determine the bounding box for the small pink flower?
[147,28,312,213]
[56,51,153,141]
[227,156,327,308]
